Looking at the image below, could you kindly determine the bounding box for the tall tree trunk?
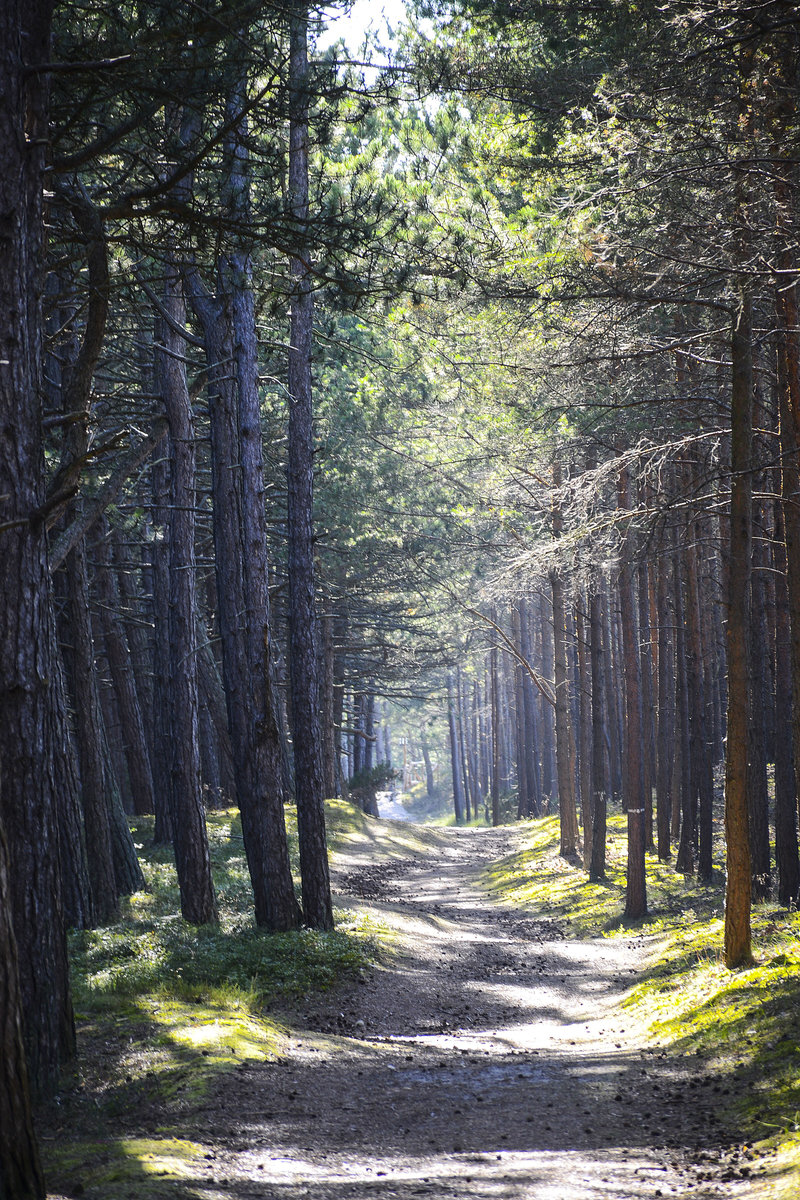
[589,580,607,881]
[773,489,800,906]
[576,594,593,869]
[538,592,556,808]
[111,530,155,754]
[637,551,656,852]
[603,582,623,804]
[332,613,348,793]
[512,605,530,818]
[551,463,579,855]
[95,523,157,817]
[772,40,800,911]
[469,677,483,818]
[0,817,45,1200]
[363,692,375,772]
[674,545,695,873]
[0,0,77,1092]
[184,78,300,929]
[748,483,771,900]
[490,617,501,826]
[776,299,800,907]
[149,449,174,844]
[724,289,754,968]
[156,264,218,925]
[520,598,541,816]
[684,506,715,882]
[655,552,675,861]
[321,609,338,797]
[447,673,465,823]
[618,462,647,918]
[480,669,490,805]
[186,277,300,930]
[287,4,332,929]
[420,730,435,797]
[63,536,120,924]
[456,668,473,821]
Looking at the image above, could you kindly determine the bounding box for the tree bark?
[637,551,656,852]
[447,673,465,823]
[456,668,473,820]
[95,523,157,818]
[111,529,154,754]
[63,536,120,924]
[684,507,715,882]
[511,605,530,818]
[589,580,607,881]
[156,263,218,926]
[773,489,800,906]
[655,551,675,861]
[551,464,579,856]
[748,482,771,900]
[776,299,800,907]
[420,730,435,797]
[286,4,332,929]
[149,447,174,844]
[519,598,541,816]
[0,817,45,1200]
[576,594,593,869]
[490,616,501,826]
[617,462,647,919]
[724,290,755,968]
[674,543,695,874]
[321,609,338,798]
[538,593,556,808]
[0,0,77,1093]
[185,112,301,929]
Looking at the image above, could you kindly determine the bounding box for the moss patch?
[42,803,388,1199]
[483,811,800,1185]
[42,1135,207,1199]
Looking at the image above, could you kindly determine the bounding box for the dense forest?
[2,1,800,1197]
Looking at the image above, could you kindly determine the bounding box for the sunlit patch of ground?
[42,807,799,1200]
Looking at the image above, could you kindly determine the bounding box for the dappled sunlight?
[45,815,793,1199]
[119,1138,203,1179]
[133,996,284,1063]
[206,1145,689,1200]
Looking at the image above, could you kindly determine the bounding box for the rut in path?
[194,824,755,1200]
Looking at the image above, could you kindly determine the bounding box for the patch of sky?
[315,0,413,55]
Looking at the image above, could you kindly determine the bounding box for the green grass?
[483,811,800,1194]
[40,801,384,1198]
[72,804,381,1010]
[42,800,800,1198]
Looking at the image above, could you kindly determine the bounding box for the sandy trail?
[195,825,756,1199]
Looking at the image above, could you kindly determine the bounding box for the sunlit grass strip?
[134,994,285,1061]
[41,1136,208,1198]
[52,802,391,1198]
[481,812,732,935]
[482,811,800,1182]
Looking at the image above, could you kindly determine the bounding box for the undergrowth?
[41,800,383,1199]
[42,802,800,1198]
[72,802,381,1012]
[484,811,800,1195]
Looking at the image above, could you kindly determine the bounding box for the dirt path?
[195,825,761,1199]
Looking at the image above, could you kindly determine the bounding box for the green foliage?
[42,1136,208,1200]
[42,804,384,1198]
[72,808,379,1008]
[346,762,399,817]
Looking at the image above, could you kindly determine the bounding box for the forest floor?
[43,814,798,1200]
